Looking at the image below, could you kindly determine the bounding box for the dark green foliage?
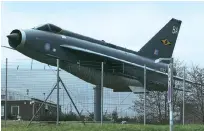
[112,108,118,122]
[60,111,79,121]
[6,113,16,120]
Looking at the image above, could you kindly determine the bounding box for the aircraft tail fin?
[138,18,182,62]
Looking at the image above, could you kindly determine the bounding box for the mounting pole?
[101,62,104,125]
[183,67,185,125]
[144,65,146,125]
[5,58,8,128]
[56,59,60,125]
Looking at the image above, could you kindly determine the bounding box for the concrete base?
[94,86,101,121]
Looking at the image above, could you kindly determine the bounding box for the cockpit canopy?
[33,23,62,33]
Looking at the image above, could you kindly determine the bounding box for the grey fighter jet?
[5,18,198,92]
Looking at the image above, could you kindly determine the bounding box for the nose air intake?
[7,29,26,49]
[7,33,20,40]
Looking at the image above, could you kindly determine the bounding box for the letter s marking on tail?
[172,26,178,34]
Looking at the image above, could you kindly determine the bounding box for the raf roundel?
[44,43,51,51]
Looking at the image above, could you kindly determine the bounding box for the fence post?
[5,58,8,127]
[144,65,146,125]
[183,67,185,125]
[101,62,104,125]
[56,59,60,125]
[168,58,174,131]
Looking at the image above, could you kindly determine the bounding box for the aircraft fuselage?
[9,28,169,92]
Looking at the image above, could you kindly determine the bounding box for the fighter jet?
[4,18,199,93]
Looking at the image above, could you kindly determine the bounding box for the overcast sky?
[1,1,204,67]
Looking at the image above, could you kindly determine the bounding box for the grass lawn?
[1,121,204,131]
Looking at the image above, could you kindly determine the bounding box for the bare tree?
[131,59,185,124]
[187,65,204,123]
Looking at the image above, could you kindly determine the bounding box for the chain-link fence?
[1,58,137,125]
[1,58,204,127]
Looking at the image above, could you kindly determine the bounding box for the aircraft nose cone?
[7,32,22,49]
[7,33,20,41]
